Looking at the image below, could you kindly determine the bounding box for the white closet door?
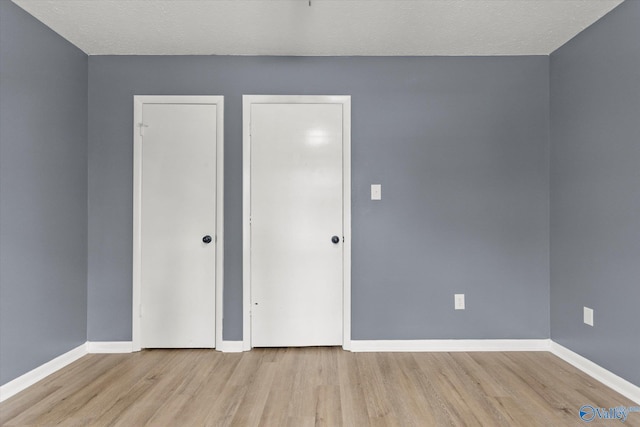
[140,103,217,348]
[250,103,344,347]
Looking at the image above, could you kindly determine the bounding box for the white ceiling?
[12,0,624,56]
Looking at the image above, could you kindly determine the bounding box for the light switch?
[371,184,381,200]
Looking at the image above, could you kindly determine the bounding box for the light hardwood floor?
[1,348,638,426]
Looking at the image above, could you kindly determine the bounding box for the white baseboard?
[350,339,552,352]
[217,341,244,353]
[0,343,87,403]
[550,341,640,405]
[86,341,133,353]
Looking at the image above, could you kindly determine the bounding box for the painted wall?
[0,0,88,385]
[550,0,640,387]
[87,55,550,341]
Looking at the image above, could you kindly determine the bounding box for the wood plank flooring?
[1,348,638,426]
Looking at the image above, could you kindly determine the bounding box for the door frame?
[242,95,351,351]
[132,95,224,351]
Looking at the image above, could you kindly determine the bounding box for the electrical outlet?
[584,307,594,326]
[454,294,465,310]
[371,184,381,200]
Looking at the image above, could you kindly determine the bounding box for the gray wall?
[0,0,88,385]
[550,0,640,387]
[88,55,550,341]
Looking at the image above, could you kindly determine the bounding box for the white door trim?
[242,95,351,351]
[132,95,224,351]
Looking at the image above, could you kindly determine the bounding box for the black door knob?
[331,236,340,244]
[202,235,212,244]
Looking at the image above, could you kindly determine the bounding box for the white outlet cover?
[455,294,465,310]
[584,307,594,326]
[371,184,381,200]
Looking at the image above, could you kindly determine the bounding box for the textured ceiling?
[11,0,624,56]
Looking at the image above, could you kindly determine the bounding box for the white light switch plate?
[455,294,465,310]
[371,184,381,200]
[584,307,594,326]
